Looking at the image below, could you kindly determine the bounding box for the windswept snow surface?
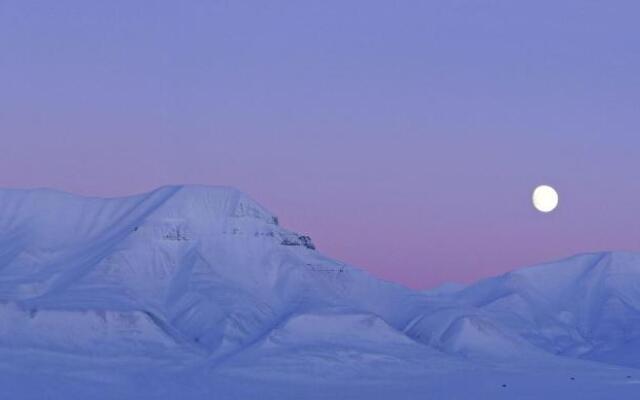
[0,186,639,399]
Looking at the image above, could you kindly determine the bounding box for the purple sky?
[1,1,639,289]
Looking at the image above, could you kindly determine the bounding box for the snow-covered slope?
[0,185,639,399]
[0,185,425,358]
[403,252,640,365]
[450,252,640,365]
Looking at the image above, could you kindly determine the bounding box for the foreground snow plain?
[0,185,638,399]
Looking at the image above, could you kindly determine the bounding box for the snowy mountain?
[0,185,639,399]
[0,186,425,359]
[452,252,640,366]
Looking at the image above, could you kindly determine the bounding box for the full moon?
[532,185,559,213]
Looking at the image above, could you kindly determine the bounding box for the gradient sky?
[1,1,639,289]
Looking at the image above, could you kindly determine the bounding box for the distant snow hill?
[0,185,639,400]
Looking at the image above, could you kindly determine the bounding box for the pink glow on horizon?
[1,1,639,288]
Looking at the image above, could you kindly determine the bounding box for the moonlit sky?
[1,1,639,289]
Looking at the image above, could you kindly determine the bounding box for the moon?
[532,185,559,213]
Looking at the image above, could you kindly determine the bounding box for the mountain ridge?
[0,185,639,399]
